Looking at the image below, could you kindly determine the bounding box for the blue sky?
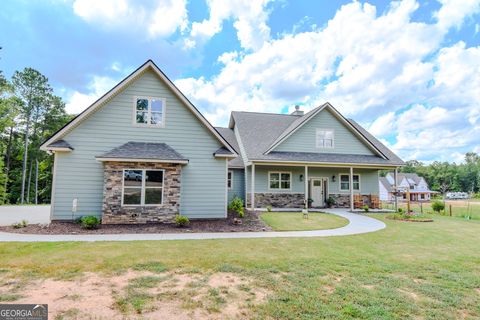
[1,0,479,163]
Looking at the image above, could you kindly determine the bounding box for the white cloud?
[434,0,480,31]
[188,0,272,50]
[175,0,480,162]
[65,75,119,114]
[72,0,187,38]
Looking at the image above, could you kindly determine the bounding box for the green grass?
[260,212,349,231]
[1,215,480,319]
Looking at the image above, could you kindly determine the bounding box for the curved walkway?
[0,209,385,242]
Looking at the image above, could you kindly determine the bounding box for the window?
[123,169,164,206]
[227,171,233,189]
[316,129,334,148]
[339,174,360,191]
[269,172,291,190]
[134,97,165,126]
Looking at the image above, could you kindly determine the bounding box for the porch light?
[299,174,304,182]
[332,175,336,182]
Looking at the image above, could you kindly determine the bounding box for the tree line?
[0,60,72,205]
[399,153,480,196]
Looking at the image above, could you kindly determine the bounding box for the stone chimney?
[291,105,304,116]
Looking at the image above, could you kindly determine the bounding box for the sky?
[1,0,480,163]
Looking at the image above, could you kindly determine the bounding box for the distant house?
[379,172,436,202]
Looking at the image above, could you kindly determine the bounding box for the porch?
[245,163,399,211]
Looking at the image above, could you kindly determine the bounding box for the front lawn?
[260,211,349,231]
[0,215,479,319]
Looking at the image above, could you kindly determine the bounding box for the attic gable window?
[134,97,165,126]
[316,129,334,148]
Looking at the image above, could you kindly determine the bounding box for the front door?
[311,178,326,207]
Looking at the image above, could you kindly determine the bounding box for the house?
[379,172,436,202]
[41,60,404,224]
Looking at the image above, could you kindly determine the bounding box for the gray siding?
[52,69,227,220]
[227,169,245,203]
[274,109,375,155]
[245,165,379,195]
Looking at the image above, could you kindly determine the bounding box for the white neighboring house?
[379,172,437,202]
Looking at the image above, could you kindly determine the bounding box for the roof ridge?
[232,111,299,116]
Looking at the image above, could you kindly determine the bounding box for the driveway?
[0,205,51,226]
[0,209,386,242]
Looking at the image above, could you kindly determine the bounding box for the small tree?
[431,200,445,214]
[228,196,245,218]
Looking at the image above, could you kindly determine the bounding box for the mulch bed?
[0,211,271,235]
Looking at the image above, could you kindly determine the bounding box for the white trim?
[46,147,72,152]
[251,164,255,210]
[40,60,237,156]
[338,173,361,192]
[49,152,58,221]
[121,169,165,207]
[227,170,233,190]
[225,160,228,218]
[268,171,292,191]
[315,128,335,149]
[264,102,387,159]
[250,159,400,169]
[132,96,166,128]
[96,157,188,164]
[214,153,236,158]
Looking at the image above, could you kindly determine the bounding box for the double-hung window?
[339,174,360,191]
[227,171,233,189]
[316,129,334,148]
[135,97,165,126]
[123,169,164,206]
[269,172,291,190]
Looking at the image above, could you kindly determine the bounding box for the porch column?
[394,167,398,212]
[350,167,354,211]
[304,165,309,210]
[251,163,255,210]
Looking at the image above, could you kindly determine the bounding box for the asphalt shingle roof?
[225,108,404,167]
[47,140,74,150]
[214,127,244,167]
[97,142,188,162]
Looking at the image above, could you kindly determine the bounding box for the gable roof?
[227,107,404,167]
[379,176,393,192]
[264,102,387,159]
[40,60,237,156]
[96,142,188,164]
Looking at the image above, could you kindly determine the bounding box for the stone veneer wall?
[246,193,305,208]
[102,162,181,224]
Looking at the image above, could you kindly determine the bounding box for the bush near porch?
[260,212,349,231]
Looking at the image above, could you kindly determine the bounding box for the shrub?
[362,205,369,212]
[80,216,101,229]
[228,196,245,218]
[397,207,403,213]
[266,205,272,212]
[326,197,336,208]
[431,200,445,213]
[175,215,190,227]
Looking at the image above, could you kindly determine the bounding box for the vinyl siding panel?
[274,109,375,155]
[248,166,379,195]
[227,169,245,203]
[52,69,227,220]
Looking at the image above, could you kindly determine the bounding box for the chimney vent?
[291,105,304,116]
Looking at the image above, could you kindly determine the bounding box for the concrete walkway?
[0,205,51,226]
[0,209,385,242]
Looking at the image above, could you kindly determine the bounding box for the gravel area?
[0,211,270,235]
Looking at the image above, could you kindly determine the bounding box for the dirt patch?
[0,270,269,319]
[398,288,420,301]
[0,210,270,235]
